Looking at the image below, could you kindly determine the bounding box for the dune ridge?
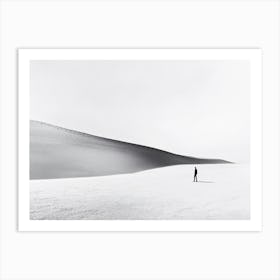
[30,120,230,179]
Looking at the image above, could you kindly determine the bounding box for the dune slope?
[30,120,229,179]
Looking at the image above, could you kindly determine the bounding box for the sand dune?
[30,120,230,179]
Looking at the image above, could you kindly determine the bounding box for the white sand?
[30,164,250,220]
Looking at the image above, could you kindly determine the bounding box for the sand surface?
[30,120,229,179]
[30,164,249,220]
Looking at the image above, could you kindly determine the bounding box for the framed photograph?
[18,48,262,231]
[1,1,279,280]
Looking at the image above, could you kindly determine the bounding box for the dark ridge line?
[30,119,232,164]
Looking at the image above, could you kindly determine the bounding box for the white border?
[18,49,262,232]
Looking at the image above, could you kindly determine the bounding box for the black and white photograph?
[18,49,262,230]
[30,54,250,220]
[2,2,277,279]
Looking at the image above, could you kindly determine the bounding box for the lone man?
[193,166,198,182]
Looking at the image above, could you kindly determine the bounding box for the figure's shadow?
[197,181,214,183]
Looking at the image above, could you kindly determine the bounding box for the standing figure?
[193,166,198,182]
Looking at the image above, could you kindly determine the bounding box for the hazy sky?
[30,60,250,163]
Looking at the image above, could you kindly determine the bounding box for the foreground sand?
[30,164,249,220]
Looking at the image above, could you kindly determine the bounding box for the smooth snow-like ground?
[30,164,250,220]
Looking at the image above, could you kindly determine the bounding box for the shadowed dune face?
[30,120,230,180]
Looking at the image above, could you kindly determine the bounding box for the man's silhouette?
[193,166,198,182]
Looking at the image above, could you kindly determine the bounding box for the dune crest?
[30,120,230,179]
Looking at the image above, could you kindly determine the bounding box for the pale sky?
[30,60,250,163]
